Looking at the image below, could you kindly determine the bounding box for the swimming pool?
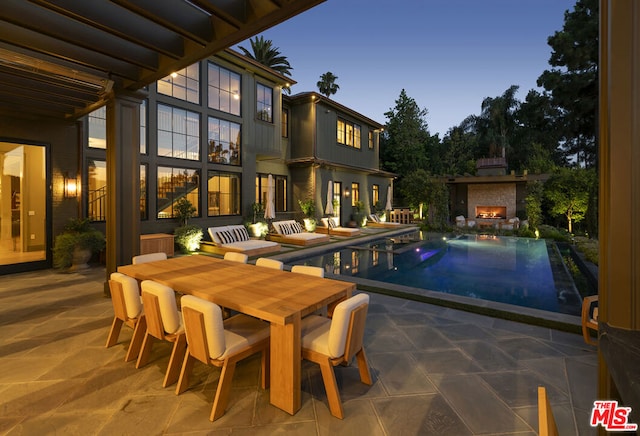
[291,232,582,316]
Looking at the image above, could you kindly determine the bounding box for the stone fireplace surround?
[467,183,516,220]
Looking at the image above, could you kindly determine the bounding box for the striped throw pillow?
[215,230,235,244]
[292,221,303,233]
[232,226,250,242]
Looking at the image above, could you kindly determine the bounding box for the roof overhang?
[441,173,551,184]
[286,157,397,178]
[0,0,323,120]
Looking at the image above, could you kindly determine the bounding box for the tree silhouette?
[239,36,293,93]
[316,72,339,98]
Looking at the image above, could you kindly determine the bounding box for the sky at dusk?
[236,0,577,137]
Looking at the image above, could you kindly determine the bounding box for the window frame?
[256,83,273,123]
[207,170,241,217]
[207,116,241,166]
[337,118,362,149]
[207,61,241,116]
[157,103,200,161]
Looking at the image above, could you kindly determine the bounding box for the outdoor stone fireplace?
[475,206,507,219]
[467,184,516,219]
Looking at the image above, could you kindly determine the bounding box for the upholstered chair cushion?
[110,272,142,319]
[141,280,182,334]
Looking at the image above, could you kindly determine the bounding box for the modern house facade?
[0,48,392,276]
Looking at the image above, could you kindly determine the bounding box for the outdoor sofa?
[203,225,281,257]
[268,220,330,246]
[316,217,361,237]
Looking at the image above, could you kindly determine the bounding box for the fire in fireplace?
[475,206,506,219]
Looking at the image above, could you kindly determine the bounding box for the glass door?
[0,142,47,267]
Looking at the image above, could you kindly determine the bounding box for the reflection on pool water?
[292,232,582,315]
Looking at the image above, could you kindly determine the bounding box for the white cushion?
[141,280,182,334]
[181,295,269,360]
[181,295,226,359]
[280,232,326,241]
[132,252,167,264]
[301,293,369,358]
[291,265,324,277]
[301,315,332,356]
[220,240,278,251]
[329,217,339,228]
[110,272,142,319]
[328,294,369,358]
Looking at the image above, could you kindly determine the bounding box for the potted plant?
[173,198,203,253]
[298,198,317,232]
[248,202,268,238]
[351,200,366,227]
[53,218,106,271]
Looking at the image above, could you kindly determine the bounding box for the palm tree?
[238,36,292,93]
[317,72,339,98]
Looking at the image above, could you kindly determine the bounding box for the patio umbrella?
[385,185,393,211]
[264,174,276,220]
[325,180,334,216]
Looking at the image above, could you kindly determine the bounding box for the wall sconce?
[64,173,78,198]
[344,188,350,197]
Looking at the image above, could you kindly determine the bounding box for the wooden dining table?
[117,254,354,415]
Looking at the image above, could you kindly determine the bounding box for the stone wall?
[467,183,516,218]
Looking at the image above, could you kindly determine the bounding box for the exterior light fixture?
[64,173,78,198]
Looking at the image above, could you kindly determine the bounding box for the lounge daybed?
[316,217,361,237]
[204,225,280,257]
[365,214,403,228]
[269,220,330,246]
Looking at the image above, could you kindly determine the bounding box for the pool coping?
[268,226,584,334]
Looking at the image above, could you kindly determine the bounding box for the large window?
[157,167,200,219]
[88,103,147,153]
[88,159,107,221]
[208,62,241,116]
[140,164,147,220]
[157,63,199,103]
[256,83,273,122]
[332,181,342,219]
[208,171,241,216]
[351,182,360,206]
[337,119,361,149]
[256,174,287,212]
[157,104,200,160]
[208,117,241,165]
[281,108,289,137]
[140,100,147,154]
[88,106,106,149]
[372,184,379,208]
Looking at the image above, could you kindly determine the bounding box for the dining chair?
[300,293,372,419]
[291,265,326,315]
[538,386,559,436]
[255,257,284,270]
[223,252,248,264]
[132,252,167,264]
[137,280,187,387]
[581,295,598,345]
[105,272,146,362]
[176,295,270,421]
[291,265,324,277]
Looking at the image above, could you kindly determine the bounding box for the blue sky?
[236,0,576,137]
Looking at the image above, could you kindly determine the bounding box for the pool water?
[291,233,582,315]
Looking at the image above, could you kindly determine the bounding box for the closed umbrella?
[264,174,275,220]
[325,180,334,216]
[385,185,393,211]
